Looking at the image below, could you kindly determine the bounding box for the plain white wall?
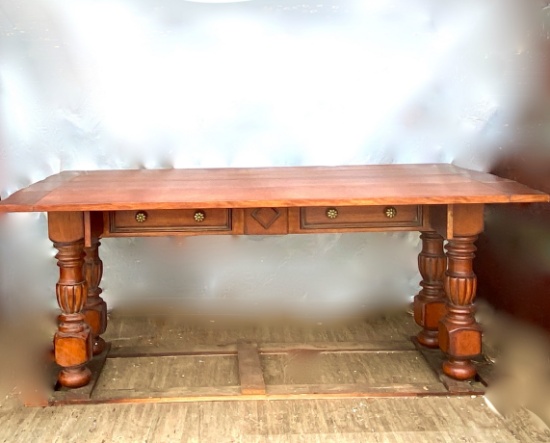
[0,0,545,318]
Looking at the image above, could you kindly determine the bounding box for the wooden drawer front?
[109,209,232,234]
[300,205,422,230]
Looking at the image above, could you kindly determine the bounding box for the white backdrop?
[0,0,545,318]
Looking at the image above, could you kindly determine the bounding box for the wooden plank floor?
[42,310,488,405]
[1,308,549,442]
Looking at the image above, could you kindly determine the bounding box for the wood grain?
[237,342,267,395]
[1,164,548,212]
[107,340,417,358]
[1,308,544,442]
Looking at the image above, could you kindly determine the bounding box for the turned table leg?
[53,239,93,388]
[439,235,482,380]
[83,238,107,355]
[414,232,447,348]
[49,212,93,389]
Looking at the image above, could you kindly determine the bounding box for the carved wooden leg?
[54,240,93,388]
[83,238,107,355]
[414,232,447,348]
[439,235,482,380]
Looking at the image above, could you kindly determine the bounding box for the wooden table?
[1,164,548,390]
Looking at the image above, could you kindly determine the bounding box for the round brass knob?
[384,206,397,218]
[135,211,147,223]
[326,208,338,219]
[194,210,206,223]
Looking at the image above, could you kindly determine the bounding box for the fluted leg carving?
[54,240,93,388]
[83,238,107,355]
[414,232,447,348]
[439,235,482,380]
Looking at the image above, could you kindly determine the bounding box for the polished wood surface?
[0,164,547,212]
[0,164,548,389]
[48,211,93,388]
[414,232,447,348]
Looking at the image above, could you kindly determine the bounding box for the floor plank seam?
[29,337,493,406]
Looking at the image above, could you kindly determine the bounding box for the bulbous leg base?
[93,336,106,355]
[58,366,92,389]
[442,358,477,380]
[417,330,440,348]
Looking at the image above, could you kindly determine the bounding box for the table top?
[0,164,548,212]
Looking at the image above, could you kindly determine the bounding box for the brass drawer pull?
[384,206,397,218]
[194,210,206,223]
[135,211,148,223]
[326,208,338,219]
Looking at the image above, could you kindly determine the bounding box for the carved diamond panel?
[251,207,281,229]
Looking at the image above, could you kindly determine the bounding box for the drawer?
[108,209,232,234]
[299,205,423,230]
